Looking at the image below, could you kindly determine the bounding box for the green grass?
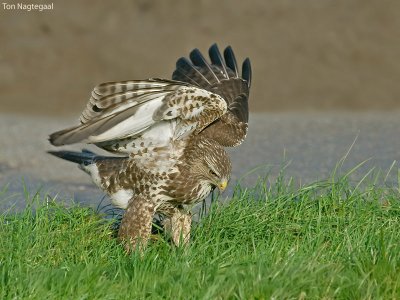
[1,172,400,299]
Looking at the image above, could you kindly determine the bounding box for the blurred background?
[1,0,400,211]
[1,0,400,115]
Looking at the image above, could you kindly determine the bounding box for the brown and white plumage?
[48,44,252,251]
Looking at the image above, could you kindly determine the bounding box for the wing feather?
[172,44,252,146]
[80,79,179,124]
[174,57,211,87]
[208,44,229,79]
[49,79,227,150]
[171,69,200,86]
[223,46,239,78]
[242,58,252,88]
[49,44,252,151]
[189,48,220,83]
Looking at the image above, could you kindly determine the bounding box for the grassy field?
[1,169,400,299]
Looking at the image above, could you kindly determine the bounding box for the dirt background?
[1,1,400,211]
[1,0,400,115]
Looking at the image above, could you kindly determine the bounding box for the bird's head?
[203,156,230,192]
[192,139,232,192]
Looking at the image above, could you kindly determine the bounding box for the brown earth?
[1,0,400,115]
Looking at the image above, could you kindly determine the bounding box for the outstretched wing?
[49,79,227,150]
[172,44,252,147]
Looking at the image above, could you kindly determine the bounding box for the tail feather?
[47,150,97,166]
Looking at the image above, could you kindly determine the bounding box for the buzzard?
[48,44,252,251]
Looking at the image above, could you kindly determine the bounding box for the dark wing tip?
[173,56,211,86]
[209,43,229,78]
[223,46,239,77]
[242,58,252,88]
[190,48,220,82]
[208,43,223,66]
[189,48,207,67]
[175,57,194,71]
[172,44,251,92]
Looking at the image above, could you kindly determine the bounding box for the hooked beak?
[218,180,228,192]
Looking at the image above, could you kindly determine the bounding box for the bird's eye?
[209,169,218,177]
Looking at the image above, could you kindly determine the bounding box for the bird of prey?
[48,44,252,251]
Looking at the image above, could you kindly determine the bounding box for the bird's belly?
[110,189,134,209]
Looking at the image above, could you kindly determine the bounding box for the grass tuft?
[1,171,400,299]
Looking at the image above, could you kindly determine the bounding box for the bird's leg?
[172,210,192,246]
[118,197,155,253]
[163,208,192,246]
